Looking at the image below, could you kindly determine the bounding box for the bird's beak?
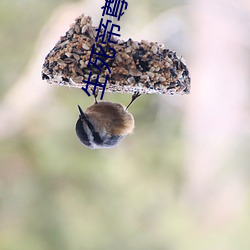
[77,105,86,119]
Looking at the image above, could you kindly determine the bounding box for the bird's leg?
[93,89,99,104]
[126,91,141,110]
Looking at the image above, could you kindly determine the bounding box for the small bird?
[75,92,140,149]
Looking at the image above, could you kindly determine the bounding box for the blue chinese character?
[101,0,128,21]
[87,44,116,74]
[82,72,109,100]
[95,18,120,44]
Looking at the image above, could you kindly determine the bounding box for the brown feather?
[85,101,134,135]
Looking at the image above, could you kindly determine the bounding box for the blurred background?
[1,0,250,249]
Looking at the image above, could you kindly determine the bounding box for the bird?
[75,92,140,149]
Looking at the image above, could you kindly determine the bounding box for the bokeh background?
[1,0,250,249]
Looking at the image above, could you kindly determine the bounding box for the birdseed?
[42,14,190,95]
